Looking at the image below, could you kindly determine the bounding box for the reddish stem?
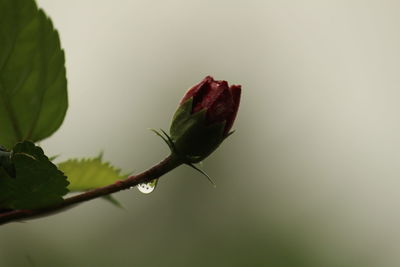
[0,154,182,225]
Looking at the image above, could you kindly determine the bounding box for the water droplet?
[137,179,158,194]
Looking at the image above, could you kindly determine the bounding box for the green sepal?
[169,98,226,163]
[170,98,194,136]
[187,162,216,187]
[149,128,175,152]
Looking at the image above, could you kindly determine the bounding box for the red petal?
[180,76,213,105]
[207,86,234,125]
[179,76,241,136]
[195,79,228,113]
[224,85,241,134]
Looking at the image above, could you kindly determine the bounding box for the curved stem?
[0,154,182,225]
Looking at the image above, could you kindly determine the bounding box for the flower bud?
[169,76,241,163]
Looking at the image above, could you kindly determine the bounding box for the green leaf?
[0,141,69,209]
[58,155,128,192]
[0,0,68,149]
[0,148,14,178]
[102,195,123,208]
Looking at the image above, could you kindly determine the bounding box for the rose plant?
[0,0,242,225]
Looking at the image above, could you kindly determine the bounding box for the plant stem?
[0,154,182,225]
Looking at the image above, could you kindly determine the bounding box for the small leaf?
[0,141,69,209]
[0,0,68,149]
[102,195,123,208]
[58,155,128,191]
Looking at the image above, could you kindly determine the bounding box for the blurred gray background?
[2,0,400,266]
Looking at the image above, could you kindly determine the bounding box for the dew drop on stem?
[137,179,158,194]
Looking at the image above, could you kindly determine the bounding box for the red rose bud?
[169,76,241,163]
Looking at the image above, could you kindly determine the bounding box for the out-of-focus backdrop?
[2,0,400,266]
